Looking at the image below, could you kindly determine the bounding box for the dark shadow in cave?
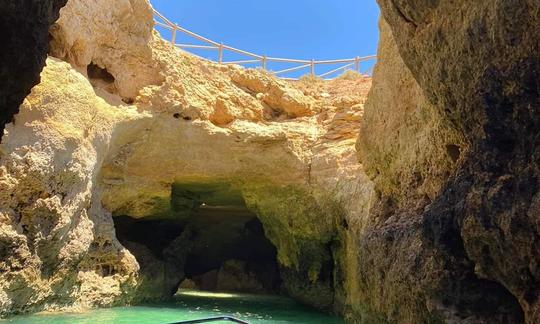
[87,63,114,85]
[182,206,280,293]
[86,62,123,100]
[113,182,282,299]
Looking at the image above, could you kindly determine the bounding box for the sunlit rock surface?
[0,58,141,316]
[0,0,374,316]
[2,0,536,321]
[0,0,67,142]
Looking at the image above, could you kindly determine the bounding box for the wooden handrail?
[273,63,312,75]
[154,10,175,27]
[223,59,261,65]
[266,57,311,64]
[314,58,355,65]
[222,44,262,59]
[319,62,355,77]
[155,21,174,30]
[176,44,219,50]
[173,24,221,47]
[152,8,377,79]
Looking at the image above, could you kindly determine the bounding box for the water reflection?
[2,290,344,324]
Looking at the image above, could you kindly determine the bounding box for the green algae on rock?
[354,0,540,322]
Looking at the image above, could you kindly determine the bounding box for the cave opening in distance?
[113,182,281,299]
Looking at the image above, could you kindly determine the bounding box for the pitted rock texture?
[0,0,67,142]
[356,1,540,323]
[0,58,140,316]
[0,0,375,316]
[49,0,163,100]
[357,20,466,206]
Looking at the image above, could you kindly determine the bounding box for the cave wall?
[357,20,466,207]
[0,57,141,317]
[0,0,376,315]
[48,0,163,100]
[4,0,536,321]
[356,1,540,322]
[0,0,68,142]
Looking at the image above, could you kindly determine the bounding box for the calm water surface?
[1,290,344,324]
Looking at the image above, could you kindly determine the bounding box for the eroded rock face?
[356,1,539,322]
[0,58,140,316]
[357,20,467,205]
[0,0,67,142]
[49,0,163,100]
[5,0,534,321]
[0,0,375,316]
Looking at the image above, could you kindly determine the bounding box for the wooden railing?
[153,9,377,80]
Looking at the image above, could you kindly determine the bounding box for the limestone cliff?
[0,0,374,316]
[1,0,537,322]
[355,1,540,323]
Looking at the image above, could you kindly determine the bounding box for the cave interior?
[113,182,283,298]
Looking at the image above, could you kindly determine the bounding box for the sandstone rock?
[0,57,140,316]
[0,0,68,142]
[187,260,270,294]
[193,270,219,292]
[4,0,535,322]
[178,279,197,290]
[357,19,466,207]
[230,68,318,117]
[215,260,267,294]
[0,0,374,316]
[49,0,163,100]
[355,1,540,322]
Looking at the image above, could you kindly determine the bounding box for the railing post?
[154,10,376,80]
[218,43,224,64]
[171,26,177,44]
[262,55,267,70]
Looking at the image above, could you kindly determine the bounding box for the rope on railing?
[152,9,377,80]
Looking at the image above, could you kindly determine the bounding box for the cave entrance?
[113,182,281,299]
[87,62,116,92]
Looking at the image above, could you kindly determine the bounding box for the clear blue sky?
[150,0,380,78]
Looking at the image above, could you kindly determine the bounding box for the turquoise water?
[1,290,344,324]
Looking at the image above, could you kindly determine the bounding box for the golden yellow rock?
[0,0,374,315]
